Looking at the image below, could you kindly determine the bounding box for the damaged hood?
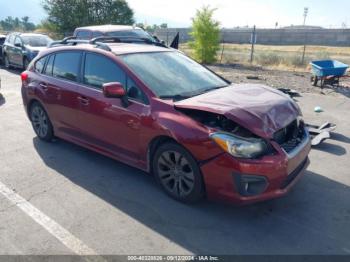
[174,84,301,138]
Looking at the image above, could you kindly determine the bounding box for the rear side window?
[53,52,81,81]
[83,53,126,88]
[35,56,47,73]
[76,30,91,40]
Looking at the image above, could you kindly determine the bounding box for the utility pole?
[301,7,309,64]
[250,25,256,63]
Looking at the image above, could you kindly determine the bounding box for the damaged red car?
[21,40,311,204]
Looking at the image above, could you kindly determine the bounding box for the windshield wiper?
[159,94,193,101]
[159,86,228,101]
[196,85,228,96]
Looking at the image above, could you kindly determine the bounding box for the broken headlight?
[210,133,268,159]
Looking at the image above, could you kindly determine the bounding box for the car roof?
[75,24,141,32]
[0,34,6,38]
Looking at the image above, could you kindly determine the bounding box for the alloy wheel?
[157,150,195,197]
[31,106,49,138]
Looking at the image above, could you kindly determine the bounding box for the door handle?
[78,96,90,105]
[39,82,48,91]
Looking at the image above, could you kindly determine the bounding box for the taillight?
[21,72,28,83]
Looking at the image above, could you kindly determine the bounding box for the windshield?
[22,35,52,47]
[107,29,155,42]
[120,52,228,99]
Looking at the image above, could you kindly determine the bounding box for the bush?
[189,6,220,64]
[256,52,282,65]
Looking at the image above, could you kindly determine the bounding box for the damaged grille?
[274,119,305,153]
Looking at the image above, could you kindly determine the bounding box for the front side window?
[83,53,126,88]
[14,37,22,46]
[120,51,228,99]
[126,77,147,103]
[53,52,81,81]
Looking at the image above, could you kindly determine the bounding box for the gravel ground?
[209,64,350,98]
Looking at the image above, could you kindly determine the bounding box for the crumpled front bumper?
[200,131,311,205]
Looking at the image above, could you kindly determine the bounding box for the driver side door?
[76,52,150,165]
[13,36,24,66]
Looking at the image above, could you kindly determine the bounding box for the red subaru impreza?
[21,40,311,205]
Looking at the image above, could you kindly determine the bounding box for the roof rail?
[48,36,90,48]
[90,36,168,48]
[48,35,169,51]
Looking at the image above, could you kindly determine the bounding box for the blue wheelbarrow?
[310,60,349,87]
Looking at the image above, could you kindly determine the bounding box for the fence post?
[301,30,307,64]
[220,30,225,64]
[250,25,256,63]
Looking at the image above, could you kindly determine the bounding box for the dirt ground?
[209,64,350,98]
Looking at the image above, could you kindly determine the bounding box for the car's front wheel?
[153,142,205,203]
[30,102,54,142]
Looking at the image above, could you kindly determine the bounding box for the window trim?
[34,55,48,74]
[48,50,83,83]
[14,36,23,46]
[81,51,149,105]
[42,54,55,76]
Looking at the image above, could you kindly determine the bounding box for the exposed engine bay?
[177,108,257,138]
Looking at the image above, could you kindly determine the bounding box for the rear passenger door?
[39,51,83,139]
[76,52,150,163]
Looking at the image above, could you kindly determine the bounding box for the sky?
[0,0,349,29]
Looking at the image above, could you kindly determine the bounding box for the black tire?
[30,102,54,142]
[312,76,318,86]
[23,57,30,69]
[152,142,205,203]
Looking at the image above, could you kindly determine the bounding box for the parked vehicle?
[2,32,52,69]
[0,34,6,64]
[74,24,156,42]
[21,39,311,205]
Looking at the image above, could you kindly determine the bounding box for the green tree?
[189,6,220,64]
[160,23,168,29]
[42,0,135,34]
[21,16,36,31]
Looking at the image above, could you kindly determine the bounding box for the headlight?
[210,133,268,159]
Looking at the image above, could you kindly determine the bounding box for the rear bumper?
[200,134,311,205]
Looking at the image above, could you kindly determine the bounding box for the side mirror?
[102,82,129,107]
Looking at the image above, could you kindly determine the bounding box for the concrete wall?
[155,28,350,46]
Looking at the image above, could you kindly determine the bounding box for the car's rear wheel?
[30,102,54,142]
[153,142,205,203]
